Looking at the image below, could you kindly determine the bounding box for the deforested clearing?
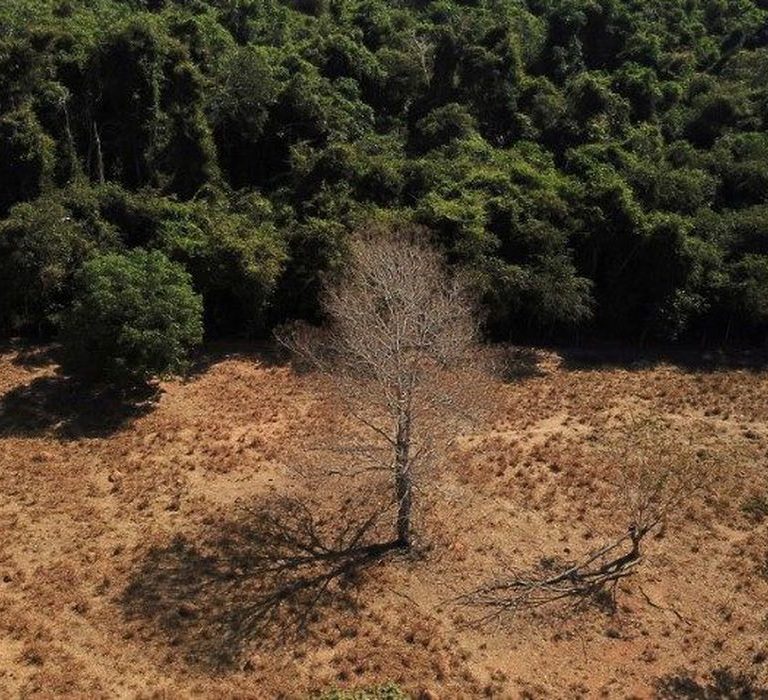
[1,343,766,698]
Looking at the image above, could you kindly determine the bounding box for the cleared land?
[1,343,767,698]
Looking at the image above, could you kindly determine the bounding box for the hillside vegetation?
[2,0,768,359]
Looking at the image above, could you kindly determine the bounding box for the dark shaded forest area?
[2,0,768,364]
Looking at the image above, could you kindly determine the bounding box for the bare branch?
[457,413,726,623]
[456,525,649,624]
[277,223,494,548]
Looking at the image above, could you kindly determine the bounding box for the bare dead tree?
[279,224,491,549]
[458,413,723,621]
[604,413,722,538]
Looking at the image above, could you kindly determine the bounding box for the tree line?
[2,0,768,379]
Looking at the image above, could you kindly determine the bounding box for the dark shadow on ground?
[185,340,286,380]
[655,667,768,699]
[0,338,62,369]
[0,374,159,439]
[9,343,61,369]
[194,339,768,378]
[120,497,399,669]
[0,340,289,440]
[488,342,768,384]
[552,342,768,374]
[499,346,549,381]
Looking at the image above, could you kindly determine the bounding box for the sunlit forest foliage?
[2,0,768,360]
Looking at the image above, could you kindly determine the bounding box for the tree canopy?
[2,0,768,352]
[61,248,203,382]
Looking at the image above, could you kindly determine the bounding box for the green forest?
[2,0,768,378]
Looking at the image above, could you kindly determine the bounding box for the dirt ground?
[1,341,767,699]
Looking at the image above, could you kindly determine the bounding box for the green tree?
[207,45,280,187]
[730,254,768,329]
[157,194,287,336]
[0,107,54,215]
[61,249,203,383]
[0,195,117,334]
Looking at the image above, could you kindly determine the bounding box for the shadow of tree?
[9,343,61,369]
[557,343,768,374]
[655,667,768,699]
[120,497,399,668]
[0,374,159,439]
[184,340,285,380]
[499,346,549,381]
[0,340,292,440]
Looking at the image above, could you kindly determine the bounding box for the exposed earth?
[1,342,767,698]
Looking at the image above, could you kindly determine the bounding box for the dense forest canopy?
[2,0,768,352]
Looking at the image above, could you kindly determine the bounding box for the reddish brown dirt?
[1,344,767,698]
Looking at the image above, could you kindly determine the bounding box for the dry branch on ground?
[457,413,725,621]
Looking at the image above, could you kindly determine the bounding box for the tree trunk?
[94,122,105,185]
[394,407,412,548]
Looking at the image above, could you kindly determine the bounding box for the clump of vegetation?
[742,493,768,523]
[61,248,203,384]
[759,552,768,580]
[315,683,409,700]
[1,0,768,352]
[0,194,118,334]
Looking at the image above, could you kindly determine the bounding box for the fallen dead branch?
[457,413,727,624]
[455,523,652,623]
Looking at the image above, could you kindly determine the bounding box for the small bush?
[315,683,410,700]
[61,249,203,384]
[759,552,768,581]
[742,494,768,523]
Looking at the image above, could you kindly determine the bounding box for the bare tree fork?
[455,413,725,623]
[603,413,725,537]
[277,223,495,550]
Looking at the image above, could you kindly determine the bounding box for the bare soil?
[1,342,767,698]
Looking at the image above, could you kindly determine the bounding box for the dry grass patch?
[1,343,767,697]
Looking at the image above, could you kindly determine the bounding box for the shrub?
[742,493,768,524]
[0,196,117,335]
[315,683,410,700]
[61,249,203,383]
[0,107,54,215]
